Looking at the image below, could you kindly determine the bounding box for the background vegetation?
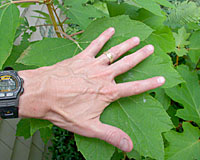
[0,0,199,159]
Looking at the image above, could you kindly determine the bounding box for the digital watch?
[0,70,24,119]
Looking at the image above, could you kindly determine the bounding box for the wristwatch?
[0,70,24,119]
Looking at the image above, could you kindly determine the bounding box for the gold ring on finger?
[104,51,114,64]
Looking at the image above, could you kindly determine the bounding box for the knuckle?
[100,86,118,101]
[122,56,133,69]
[91,39,102,47]
[105,130,119,144]
[132,82,142,94]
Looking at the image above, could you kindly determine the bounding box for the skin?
[18,27,165,152]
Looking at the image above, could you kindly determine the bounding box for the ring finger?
[97,37,140,64]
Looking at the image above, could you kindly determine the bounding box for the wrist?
[18,68,49,119]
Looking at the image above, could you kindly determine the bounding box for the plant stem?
[175,56,179,66]
[46,3,62,38]
[35,24,53,27]
[61,17,69,24]
[51,4,65,33]
[56,30,83,50]
[11,0,39,4]
[122,152,127,160]
[70,30,84,37]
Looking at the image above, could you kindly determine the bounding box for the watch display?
[0,75,17,92]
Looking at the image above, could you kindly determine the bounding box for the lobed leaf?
[76,94,173,160]
[164,122,200,160]
[165,65,200,125]
[173,27,190,57]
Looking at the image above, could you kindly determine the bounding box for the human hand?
[18,27,165,152]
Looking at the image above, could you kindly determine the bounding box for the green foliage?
[165,1,200,29]
[16,118,53,144]
[32,10,52,24]
[188,30,200,64]
[17,38,79,66]
[0,0,200,160]
[49,126,84,160]
[132,0,174,17]
[76,94,173,160]
[164,122,200,160]
[165,65,200,125]
[62,0,106,29]
[173,27,190,56]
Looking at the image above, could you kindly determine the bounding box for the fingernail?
[147,45,154,51]
[157,76,165,84]
[132,37,140,43]
[120,138,129,151]
[108,27,115,33]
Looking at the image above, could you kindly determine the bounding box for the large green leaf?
[188,30,200,65]
[132,0,173,17]
[76,94,173,160]
[80,16,181,88]
[0,4,20,69]
[106,1,139,18]
[64,0,106,29]
[145,26,175,53]
[78,15,153,50]
[164,122,200,160]
[134,9,166,30]
[17,38,79,66]
[116,52,183,88]
[165,65,200,125]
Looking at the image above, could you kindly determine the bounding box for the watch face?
[0,75,17,92]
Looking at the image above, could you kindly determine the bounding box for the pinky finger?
[116,76,165,98]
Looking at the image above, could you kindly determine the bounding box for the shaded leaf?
[164,122,200,160]
[165,65,200,125]
[188,30,200,65]
[64,0,106,29]
[132,0,173,17]
[39,127,52,144]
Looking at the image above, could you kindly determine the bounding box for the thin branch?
[35,24,53,27]
[70,30,84,37]
[51,4,65,33]
[56,30,83,50]
[61,17,69,24]
[122,152,127,160]
[11,0,39,4]
[174,56,179,66]
[46,3,62,38]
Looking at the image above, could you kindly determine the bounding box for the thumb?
[94,122,133,152]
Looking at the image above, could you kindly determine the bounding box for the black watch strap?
[0,98,19,119]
